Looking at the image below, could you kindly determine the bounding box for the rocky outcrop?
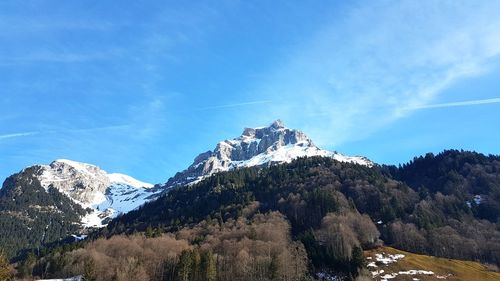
[165,120,372,188]
[5,159,161,228]
[39,160,111,205]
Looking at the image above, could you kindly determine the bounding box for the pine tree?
[202,251,216,281]
[350,246,366,277]
[145,226,154,238]
[18,251,36,278]
[0,251,11,281]
[153,227,163,238]
[178,250,193,281]
[269,253,279,281]
[82,258,96,281]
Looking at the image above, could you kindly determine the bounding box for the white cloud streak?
[250,1,500,147]
[67,124,131,133]
[408,97,500,110]
[0,50,122,65]
[196,100,273,111]
[0,125,131,141]
[0,131,38,140]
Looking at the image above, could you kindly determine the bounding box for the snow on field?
[377,270,434,280]
[367,251,452,280]
[316,272,343,281]
[371,269,385,277]
[374,253,405,265]
[37,276,82,281]
[436,274,453,279]
[71,234,87,241]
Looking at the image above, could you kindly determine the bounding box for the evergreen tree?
[145,226,154,238]
[269,253,279,281]
[82,258,96,281]
[178,250,193,281]
[17,251,36,278]
[351,246,365,276]
[0,251,11,281]
[202,251,216,281]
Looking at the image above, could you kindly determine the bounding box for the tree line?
[5,150,500,279]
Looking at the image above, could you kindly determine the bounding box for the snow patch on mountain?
[36,159,161,228]
[107,173,154,188]
[165,120,372,188]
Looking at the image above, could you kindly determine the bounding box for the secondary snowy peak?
[107,173,154,188]
[40,159,111,204]
[33,159,161,227]
[165,120,372,188]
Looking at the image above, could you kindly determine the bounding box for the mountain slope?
[0,165,87,259]
[35,159,161,227]
[108,152,500,268]
[365,246,500,281]
[0,160,161,258]
[10,150,500,280]
[165,119,371,188]
[386,150,500,222]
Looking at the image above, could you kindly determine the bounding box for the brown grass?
[364,246,500,281]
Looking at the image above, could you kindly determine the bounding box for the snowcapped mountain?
[165,120,372,188]
[0,119,373,259]
[0,160,164,258]
[22,159,162,228]
[1,121,370,229]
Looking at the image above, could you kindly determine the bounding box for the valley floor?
[364,246,500,281]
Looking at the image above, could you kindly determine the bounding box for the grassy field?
[364,246,500,281]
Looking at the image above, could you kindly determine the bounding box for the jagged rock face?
[228,120,313,160]
[5,159,160,228]
[0,160,163,257]
[165,120,372,188]
[40,160,111,205]
[0,166,89,258]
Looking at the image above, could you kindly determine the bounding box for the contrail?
[410,97,500,110]
[0,125,129,141]
[0,131,39,140]
[68,124,131,133]
[196,100,273,111]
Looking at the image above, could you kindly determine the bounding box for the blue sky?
[1,1,500,184]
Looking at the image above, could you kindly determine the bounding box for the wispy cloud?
[0,125,131,141]
[66,124,131,133]
[195,100,273,111]
[407,97,500,110]
[0,131,38,140]
[0,50,122,65]
[249,1,500,147]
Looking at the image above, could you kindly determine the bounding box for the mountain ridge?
[31,159,162,228]
[164,119,372,188]
[0,120,371,232]
[0,120,376,260]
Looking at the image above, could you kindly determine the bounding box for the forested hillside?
[387,150,500,222]
[105,151,500,264]
[0,166,88,259]
[5,150,500,281]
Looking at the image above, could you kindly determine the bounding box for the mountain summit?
[165,120,372,188]
[0,120,371,258]
[4,159,162,228]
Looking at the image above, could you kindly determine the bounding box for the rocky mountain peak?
[270,119,285,129]
[165,120,372,188]
[49,159,103,176]
[5,159,161,228]
[40,159,110,205]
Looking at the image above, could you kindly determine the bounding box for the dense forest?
[0,166,89,260]
[22,212,312,281]
[105,151,500,264]
[2,150,500,280]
